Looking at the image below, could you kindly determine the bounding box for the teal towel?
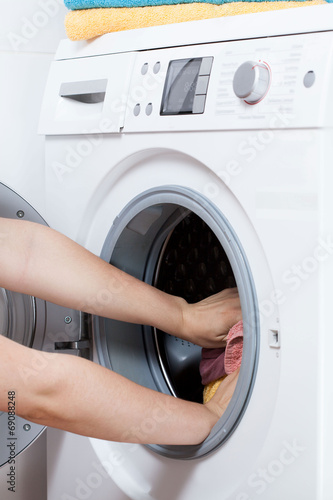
[65,0,330,8]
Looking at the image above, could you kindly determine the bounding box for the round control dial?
[233,61,271,104]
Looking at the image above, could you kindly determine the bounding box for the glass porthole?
[94,186,259,459]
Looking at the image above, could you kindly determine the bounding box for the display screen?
[160,58,202,115]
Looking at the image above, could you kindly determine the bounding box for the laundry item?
[225,320,243,374]
[203,376,227,404]
[64,0,323,7]
[200,347,226,386]
[200,320,243,402]
[200,320,243,383]
[64,0,326,40]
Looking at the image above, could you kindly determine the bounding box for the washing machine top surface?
[40,10,333,139]
[56,4,332,60]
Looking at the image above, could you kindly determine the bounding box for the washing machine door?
[0,182,90,469]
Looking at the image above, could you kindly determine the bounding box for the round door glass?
[94,186,259,459]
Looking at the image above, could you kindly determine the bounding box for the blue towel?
[65,0,329,8]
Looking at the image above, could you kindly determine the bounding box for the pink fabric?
[199,320,243,385]
[224,320,243,375]
[199,348,226,386]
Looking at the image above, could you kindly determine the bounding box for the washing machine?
[39,4,333,499]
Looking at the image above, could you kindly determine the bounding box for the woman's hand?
[180,287,242,348]
[0,217,241,351]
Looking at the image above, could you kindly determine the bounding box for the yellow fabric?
[203,375,227,404]
[65,1,326,40]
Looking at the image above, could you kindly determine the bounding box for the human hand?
[205,367,240,418]
[180,287,242,348]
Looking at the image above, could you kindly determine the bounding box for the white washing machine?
[39,5,333,499]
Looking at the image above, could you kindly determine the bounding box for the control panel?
[123,30,333,132]
[41,29,333,137]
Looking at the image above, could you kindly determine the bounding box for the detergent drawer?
[39,51,135,135]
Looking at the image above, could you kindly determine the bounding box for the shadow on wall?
[0,0,68,212]
[0,0,68,53]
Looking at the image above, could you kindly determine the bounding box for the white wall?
[1,5,131,499]
[0,0,68,53]
[0,0,68,214]
[1,3,64,500]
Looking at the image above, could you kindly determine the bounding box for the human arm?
[0,217,241,347]
[0,216,242,444]
[0,334,239,444]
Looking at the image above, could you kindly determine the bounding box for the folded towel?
[65,1,326,40]
[64,0,319,8]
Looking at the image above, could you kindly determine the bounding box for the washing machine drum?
[94,187,259,460]
[154,211,236,404]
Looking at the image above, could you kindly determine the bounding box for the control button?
[141,63,149,75]
[192,94,206,114]
[195,75,209,95]
[303,70,315,88]
[153,62,161,74]
[146,103,153,116]
[199,57,213,76]
[134,103,141,116]
[233,60,271,104]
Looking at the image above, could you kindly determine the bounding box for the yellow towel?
[203,376,227,404]
[65,1,326,40]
